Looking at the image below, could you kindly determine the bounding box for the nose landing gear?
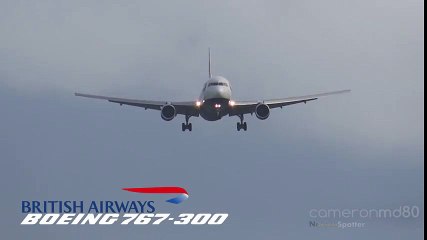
[182,115,192,132]
[182,123,192,131]
[237,115,247,131]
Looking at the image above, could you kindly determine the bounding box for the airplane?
[75,49,350,132]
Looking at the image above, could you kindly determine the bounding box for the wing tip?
[331,89,351,95]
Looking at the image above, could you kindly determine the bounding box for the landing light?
[229,100,236,107]
[214,104,221,108]
[196,101,202,107]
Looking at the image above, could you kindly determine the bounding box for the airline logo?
[122,186,189,204]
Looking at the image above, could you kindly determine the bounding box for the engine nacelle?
[161,104,176,121]
[255,103,270,120]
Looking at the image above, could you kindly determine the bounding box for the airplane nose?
[205,86,231,100]
[216,87,231,99]
[217,88,226,98]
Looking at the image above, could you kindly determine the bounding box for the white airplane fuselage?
[198,76,233,121]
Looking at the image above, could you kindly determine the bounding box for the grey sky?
[0,0,424,239]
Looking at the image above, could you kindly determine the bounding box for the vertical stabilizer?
[208,48,212,79]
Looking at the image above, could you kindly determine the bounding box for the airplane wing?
[229,90,351,116]
[74,93,199,117]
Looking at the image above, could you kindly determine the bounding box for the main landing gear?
[237,115,247,131]
[182,115,192,132]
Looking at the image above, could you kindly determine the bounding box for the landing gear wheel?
[182,123,192,131]
[237,115,247,131]
[182,115,192,132]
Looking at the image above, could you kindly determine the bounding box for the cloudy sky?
[0,0,423,239]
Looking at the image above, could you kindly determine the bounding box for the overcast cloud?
[0,0,424,239]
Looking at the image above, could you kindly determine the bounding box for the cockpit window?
[208,82,229,87]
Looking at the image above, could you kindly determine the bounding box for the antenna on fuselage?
[208,48,212,79]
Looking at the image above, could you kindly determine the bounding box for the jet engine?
[161,104,176,121]
[255,103,270,120]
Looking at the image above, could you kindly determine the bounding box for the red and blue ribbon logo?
[122,187,189,204]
